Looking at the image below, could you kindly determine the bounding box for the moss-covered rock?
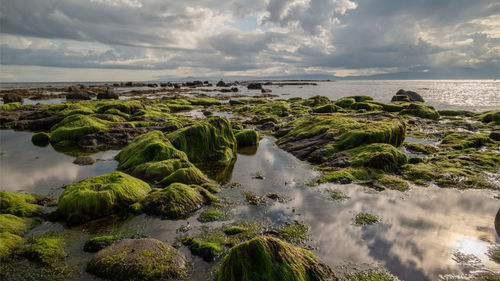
[50,114,109,145]
[198,209,227,222]
[440,132,489,150]
[401,163,437,185]
[252,100,291,117]
[158,167,211,186]
[24,236,66,265]
[223,226,247,236]
[301,96,331,107]
[0,232,24,259]
[132,159,194,182]
[334,97,356,108]
[0,214,30,234]
[87,238,187,281]
[438,110,473,117]
[404,142,438,155]
[96,100,144,115]
[354,213,380,225]
[400,103,439,120]
[235,129,259,147]
[350,102,383,111]
[346,143,407,172]
[479,110,500,124]
[168,117,236,164]
[217,236,336,281]
[318,168,370,184]
[56,172,151,225]
[31,132,51,146]
[0,191,42,217]
[189,97,222,106]
[142,183,215,219]
[0,102,22,110]
[377,175,409,191]
[182,236,223,262]
[312,104,341,113]
[115,131,188,171]
[84,235,122,252]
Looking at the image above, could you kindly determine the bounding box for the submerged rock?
[217,236,337,281]
[56,172,151,225]
[235,129,259,147]
[167,117,236,164]
[73,156,96,165]
[87,238,187,281]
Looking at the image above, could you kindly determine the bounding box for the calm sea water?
[1,80,499,112]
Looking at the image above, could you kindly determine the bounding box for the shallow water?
[2,131,499,280]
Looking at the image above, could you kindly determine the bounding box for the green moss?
[96,100,144,115]
[0,232,24,259]
[319,168,370,183]
[24,236,65,265]
[312,103,340,113]
[115,131,188,171]
[354,212,380,225]
[400,103,440,120]
[0,214,30,234]
[201,182,221,193]
[440,132,489,150]
[217,236,335,281]
[351,102,383,111]
[168,117,236,164]
[401,163,437,185]
[0,102,22,110]
[158,167,211,186]
[300,96,331,107]
[198,209,226,222]
[479,110,500,124]
[50,114,109,144]
[278,223,309,244]
[377,175,409,191]
[104,108,130,119]
[182,237,223,261]
[168,104,194,112]
[189,97,222,106]
[438,110,473,117]
[347,143,408,172]
[142,183,213,219]
[345,270,397,281]
[325,189,350,201]
[56,172,151,225]
[253,100,291,116]
[132,159,194,182]
[369,101,409,112]
[61,104,95,116]
[235,129,259,147]
[84,235,122,252]
[223,226,247,236]
[31,132,51,146]
[334,97,356,108]
[0,191,42,217]
[404,142,437,155]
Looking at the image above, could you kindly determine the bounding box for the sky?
[0,0,499,82]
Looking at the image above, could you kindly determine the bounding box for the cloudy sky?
[0,0,499,82]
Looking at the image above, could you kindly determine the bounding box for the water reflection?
[0,130,118,196]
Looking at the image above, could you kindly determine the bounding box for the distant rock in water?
[3,94,23,104]
[73,156,96,165]
[66,92,91,100]
[247,83,262,90]
[97,89,119,100]
[217,80,228,87]
[392,89,425,103]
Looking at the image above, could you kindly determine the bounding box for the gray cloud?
[0,0,498,80]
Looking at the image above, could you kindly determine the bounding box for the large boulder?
[346,143,408,172]
[87,238,187,281]
[392,89,424,103]
[115,131,188,171]
[2,94,23,104]
[50,114,109,145]
[235,129,259,147]
[56,172,151,225]
[399,103,439,120]
[167,117,236,164]
[217,236,337,281]
[97,89,119,100]
[142,183,216,219]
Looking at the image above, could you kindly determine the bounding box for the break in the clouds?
[0,0,499,81]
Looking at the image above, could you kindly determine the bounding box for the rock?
[217,81,228,87]
[31,132,51,146]
[56,172,151,225]
[391,95,411,102]
[393,89,424,102]
[167,117,236,164]
[115,131,188,171]
[312,104,340,113]
[0,191,42,217]
[97,89,119,100]
[258,122,278,132]
[400,103,439,120]
[131,159,195,183]
[84,235,122,252]
[87,238,187,281]
[158,167,211,186]
[235,129,259,147]
[0,232,24,259]
[302,96,331,107]
[231,87,238,92]
[247,83,262,90]
[66,92,91,100]
[261,88,272,93]
[73,156,96,165]
[217,236,337,281]
[50,115,109,145]
[3,94,23,104]
[347,143,408,172]
[489,131,500,141]
[142,183,216,219]
[24,236,65,265]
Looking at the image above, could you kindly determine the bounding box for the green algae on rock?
[312,104,341,113]
[354,213,380,225]
[50,114,109,145]
[142,183,215,219]
[198,208,227,223]
[87,238,187,281]
[84,235,123,252]
[399,103,440,120]
[223,226,247,236]
[168,117,236,164]
[0,102,22,110]
[115,131,188,171]
[377,175,409,191]
[235,129,259,147]
[158,167,211,186]
[479,110,500,125]
[181,236,223,262]
[0,191,42,217]
[318,168,370,184]
[0,232,24,259]
[346,143,408,172]
[56,172,151,225]
[0,214,31,235]
[131,159,194,182]
[24,236,66,265]
[31,132,51,146]
[217,236,337,281]
[404,141,438,155]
